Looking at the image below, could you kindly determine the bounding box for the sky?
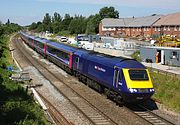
[0,0,180,26]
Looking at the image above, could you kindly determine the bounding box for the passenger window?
[76,58,79,63]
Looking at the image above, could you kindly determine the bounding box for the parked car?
[60,36,68,42]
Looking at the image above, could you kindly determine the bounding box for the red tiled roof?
[154,12,180,26]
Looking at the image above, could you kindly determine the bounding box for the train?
[20,32,154,104]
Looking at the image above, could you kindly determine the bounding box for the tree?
[99,6,119,19]
[52,12,62,33]
[61,14,73,31]
[0,25,4,36]
[52,12,62,23]
[86,14,101,34]
[68,15,87,34]
[29,22,37,31]
[6,19,10,25]
[42,13,52,32]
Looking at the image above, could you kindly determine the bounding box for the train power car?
[20,32,154,104]
[73,51,154,103]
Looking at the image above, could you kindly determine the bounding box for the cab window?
[128,70,149,80]
[119,70,122,83]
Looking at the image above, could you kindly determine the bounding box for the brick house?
[153,12,180,37]
[99,18,134,36]
[99,12,180,37]
[99,15,161,37]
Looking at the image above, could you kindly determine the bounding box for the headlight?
[133,89,137,92]
[129,88,134,93]
[129,88,138,93]
[149,88,154,92]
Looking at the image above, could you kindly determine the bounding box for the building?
[99,12,180,37]
[153,12,180,37]
[140,46,180,66]
[99,18,132,37]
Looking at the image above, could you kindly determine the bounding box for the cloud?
[37,0,180,10]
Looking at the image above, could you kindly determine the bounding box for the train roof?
[21,32,37,40]
[34,37,50,44]
[117,59,146,69]
[74,48,92,56]
[83,52,145,68]
[46,42,78,53]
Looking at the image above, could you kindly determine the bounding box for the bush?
[131,51,141,62]
[57,30,71,36]
[0,68,48,125]
[0,34,48,124]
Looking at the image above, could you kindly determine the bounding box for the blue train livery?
[20,32,154,104]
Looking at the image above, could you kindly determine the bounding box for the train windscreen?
[128,70,149,80]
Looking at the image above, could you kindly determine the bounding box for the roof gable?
[153,12,180,26]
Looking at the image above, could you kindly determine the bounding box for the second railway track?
[125,104,176,125]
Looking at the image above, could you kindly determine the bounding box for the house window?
[179,26,180,31]
[137,28,138,31]
[133,28,135,31]
[158,27,161,31]
[147,28,149,31]
[144,27,146,31]
[168,26,170,31]
[164,27,166,31]
[174,26,177,31]
[155,27,157,31]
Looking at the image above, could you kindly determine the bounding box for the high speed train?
[20,32,154,104]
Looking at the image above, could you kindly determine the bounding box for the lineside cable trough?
[9,71,32,82]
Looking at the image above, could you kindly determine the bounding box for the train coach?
[46,41,77,73]
[20,32,154,104]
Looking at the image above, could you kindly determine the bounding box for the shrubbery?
[0,68,48,124]
[0,23,48,124]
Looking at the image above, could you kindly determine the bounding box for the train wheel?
[116,95,124,106]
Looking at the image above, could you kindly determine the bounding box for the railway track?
[36,90,73,125]
[13,35,177,125]
[13,36,118,125]
[125,104,176,125]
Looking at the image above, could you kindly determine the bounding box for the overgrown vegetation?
[0,69,48,124]
[131,51,141,62]
[150,71,180,113]
[0,22,48,124]
[28,6,119,35]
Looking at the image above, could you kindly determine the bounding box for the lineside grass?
[0,35,48,124]
[149,70,180,113]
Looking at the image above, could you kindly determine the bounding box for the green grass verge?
[150,70,180,113]
[0,35,48,124]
